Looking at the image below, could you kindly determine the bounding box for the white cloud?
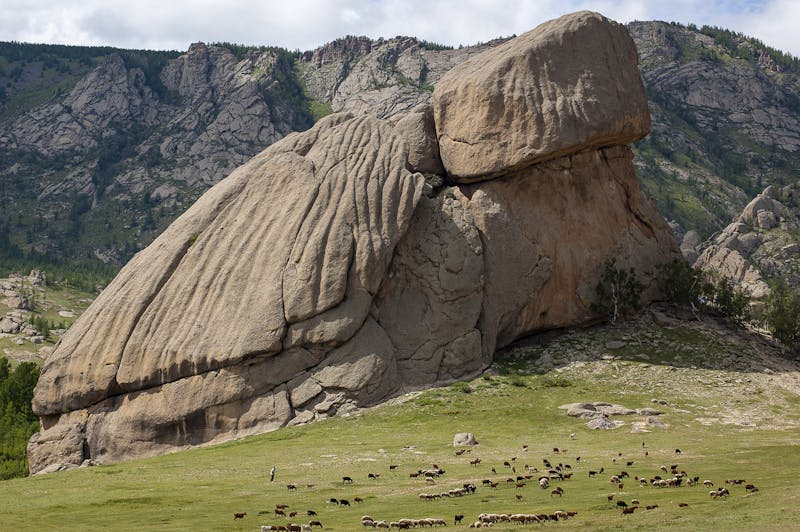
[0,0,798,56]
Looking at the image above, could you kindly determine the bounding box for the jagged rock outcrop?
[29,11,680,473]
[694,183,800,297]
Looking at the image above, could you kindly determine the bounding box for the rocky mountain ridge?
[3,20,800,274]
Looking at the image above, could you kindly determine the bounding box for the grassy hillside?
[1,310,798,530]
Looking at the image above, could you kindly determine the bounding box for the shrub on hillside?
[711,277,751,325]
[0,358,40,480]
[657,258,709,308]
[592,259,643,324]
[764,281,800,350]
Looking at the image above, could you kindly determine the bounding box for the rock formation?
[693,182,800,297]
[29,11,679,474]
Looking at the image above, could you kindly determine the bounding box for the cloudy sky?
[3,0,800,56]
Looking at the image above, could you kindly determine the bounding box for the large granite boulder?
[433,11,650,182]
[29,11,679,473]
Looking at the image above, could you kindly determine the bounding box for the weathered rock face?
[29,11,679,473]
[434,11,650,182]
[694,183,800,297]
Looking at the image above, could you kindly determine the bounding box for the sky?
[3,0,800,57]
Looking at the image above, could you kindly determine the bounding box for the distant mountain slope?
[1,20,799,281]
[628,22,800,239]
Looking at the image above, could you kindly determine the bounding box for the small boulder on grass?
[453,433,478,446]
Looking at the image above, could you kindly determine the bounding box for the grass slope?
[2,312,799,530]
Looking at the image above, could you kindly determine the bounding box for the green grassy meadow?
[2,322,800,532]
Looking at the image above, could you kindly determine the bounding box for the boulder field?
[28,11,679,474]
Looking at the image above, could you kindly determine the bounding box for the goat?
[454,514,464,525]
[309,521,323,528]
[339,499,351,506]
[616,501,628,508]
[287,484,298,491]
[354,497,364,503]
[233,512,247,520]
[646,505,659,510]
[622,507,638,515]
[368,473,379,479]
[307,510,317,516]
[342,476,354,484]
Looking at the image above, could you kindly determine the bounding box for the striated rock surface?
[30,12,679,473]
[434,11,650,182]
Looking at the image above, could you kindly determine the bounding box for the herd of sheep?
[246,443,759,529]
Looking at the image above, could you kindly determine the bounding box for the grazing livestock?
[746,484,759,492]
[234,512,247,520]
[389,465,399,470]
[646,505,659,510]
[340,499,351,507]
[275,509,287,517]
[631,499,640,506]
[550,487,563,497]
[343,476,354,484]
[289,511,298,518]
[703,480,714,487]
[307,510,317,516]
[675,449,682,455]
[309,521,323,528]
[470,458,482,466]
[287,484,297,491]
[368,473,380,479]
[616,501,628,509]
[455,515,464,525]
[679,503,689,507]
[622,507,638,515]
[354,497,364,503]
[276,504,290,509]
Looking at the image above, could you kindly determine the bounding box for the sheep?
[646,505,659,510]
[703,480,714,487]
[287,484,298,491]
[746,484,759,492]
[309,522,323,529]
[368,473,379,479]
[354,497,364,503]
[289,511,298,518]
[376,521,389,529]
[343,476,354,484]
[389,464,399,470]
[307,510,317,516]
[621,506,638,515]
[339,499,351,507]
[631,499,640,506]
[454,515,464,525]
[234,512,247,520]
[539,477,550,489]
[275,509,287,517]
[616,501,628,509]
[328,498,338,505]
[550,487,563,497]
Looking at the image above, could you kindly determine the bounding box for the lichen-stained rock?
[392,104,446,175]
[433,11,650,182]
[461,146,678,354]
[30,112,423,471]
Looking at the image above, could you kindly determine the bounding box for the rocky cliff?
[27,12,679,473]
[690,182,800,298]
